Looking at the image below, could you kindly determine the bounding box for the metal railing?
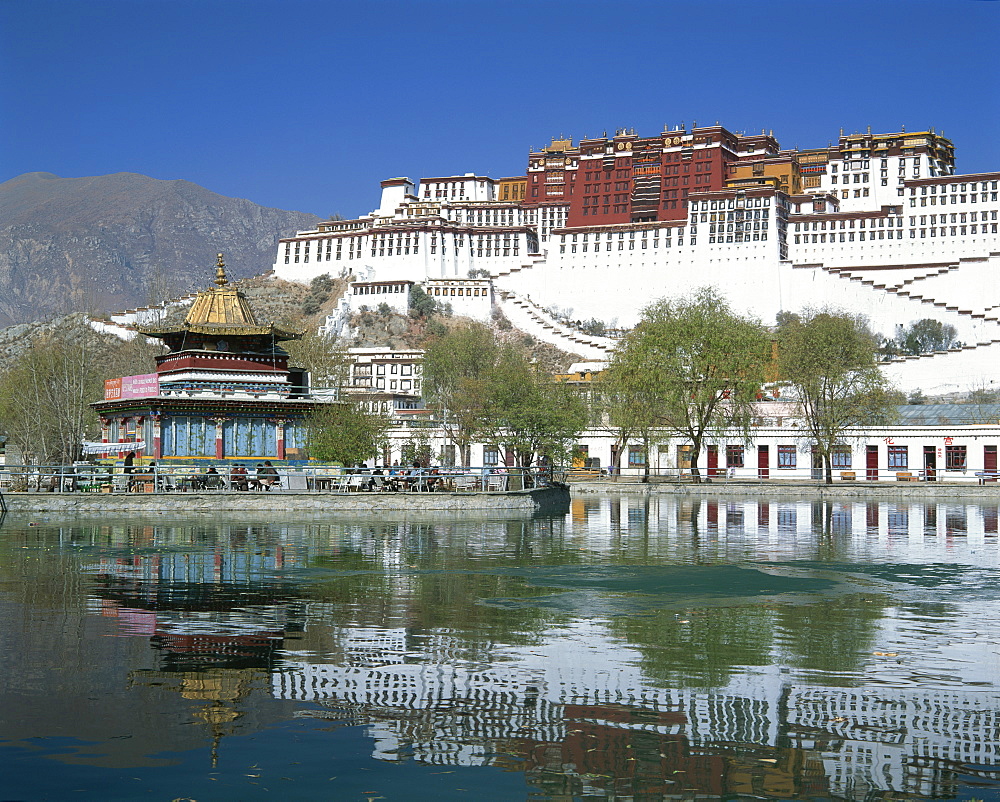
[0,463,562,495]
[565,466,991,485]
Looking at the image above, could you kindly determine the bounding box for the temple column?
[210,416,228,459]
[100,417,110,444]
[151,414,162,459]
[270,418,288,460]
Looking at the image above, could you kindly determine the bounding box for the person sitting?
[230,464,248,491]
[406,460,424,491]
[205,465,223,490]
[248,463,261,491]
[258,460,279,491]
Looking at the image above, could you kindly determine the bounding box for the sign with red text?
[104,374,159,401]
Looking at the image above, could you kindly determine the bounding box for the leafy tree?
[424,318,448,338]
[602,287,771,481]
[779,310,895,484]
[481,348,588,468]
[408,284,437,318]
[775,310,801,329]
[400,430,433,467]
[422,322,500,467]
[306,402,388,465]
[491,308,512,330]
[282,329,348,390]
[894,318,960,355]
[302,273,336,316]
[578,318,607,337]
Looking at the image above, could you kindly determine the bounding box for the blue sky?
[2,0,998,218]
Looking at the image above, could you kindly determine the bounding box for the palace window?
[725,445,744,468]
[888,446,908,470]
[831,447,852,469]
[777,445,797,469]
[945,444,967,471]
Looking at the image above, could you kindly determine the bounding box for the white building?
[274,129,1000,393]
[344,346,425,418]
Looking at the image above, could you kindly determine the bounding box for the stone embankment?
[571,479,1000,500]
[0,486,568,516]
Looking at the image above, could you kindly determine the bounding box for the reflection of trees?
[307,551,564,653]
[610,606,777,688]
[776,596,885,679]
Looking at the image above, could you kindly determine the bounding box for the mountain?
[0,172,321,325]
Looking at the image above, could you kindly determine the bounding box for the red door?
[757,445,769,479]
[866,445,879,481]
[707,445,719,478]
[986,446,998,481]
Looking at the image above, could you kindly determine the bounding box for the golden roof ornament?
[215,253,228,287]
[137,253,302,344]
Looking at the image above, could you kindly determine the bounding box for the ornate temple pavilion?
[92,255,335,461]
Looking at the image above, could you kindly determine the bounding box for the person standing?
[123,451,136,491]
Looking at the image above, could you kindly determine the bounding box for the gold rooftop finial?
[215,253,228,287]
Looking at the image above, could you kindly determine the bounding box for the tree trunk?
[824,452,833,485]
[690,439,701,483]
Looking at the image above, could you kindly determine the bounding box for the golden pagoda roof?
[139,254,301,341]
[184,254,260,327]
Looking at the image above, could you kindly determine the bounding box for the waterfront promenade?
[572,476,1000,500]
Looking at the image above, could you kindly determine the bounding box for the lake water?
[1,493,999,801]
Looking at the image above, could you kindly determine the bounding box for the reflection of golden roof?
[139,254,301,341]
[185,254,259,327]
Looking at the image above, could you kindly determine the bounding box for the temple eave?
[140,323,301,339]
[93,396,339,413]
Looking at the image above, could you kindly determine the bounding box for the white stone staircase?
[494,288,619,360]
[790,258,1000,393]
[804,262,1000,333]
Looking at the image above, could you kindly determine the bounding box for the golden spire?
[139,253,301,343]
[182,254,259,327]
[215,253,228,287]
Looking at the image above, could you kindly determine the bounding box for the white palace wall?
[274,167,1000,393]
[498,232,786,328]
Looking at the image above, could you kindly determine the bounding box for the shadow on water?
[0,496,999,800]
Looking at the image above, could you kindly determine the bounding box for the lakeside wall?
[0,486,568,516]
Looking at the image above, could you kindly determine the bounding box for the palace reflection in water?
[1,495,998,800]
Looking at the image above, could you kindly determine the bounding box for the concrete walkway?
[570,478,1000,500]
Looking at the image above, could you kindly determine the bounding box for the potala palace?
[273,123,999,396]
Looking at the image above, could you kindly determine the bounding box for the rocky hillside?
[0,172,320,326]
